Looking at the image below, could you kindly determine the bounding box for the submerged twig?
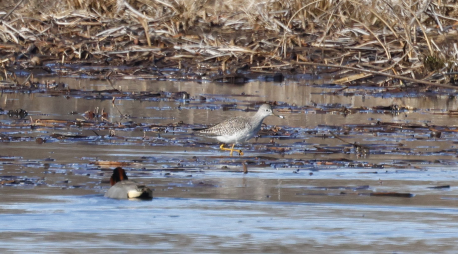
[329,131,370,154]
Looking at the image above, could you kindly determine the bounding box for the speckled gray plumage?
[199,104,275,144]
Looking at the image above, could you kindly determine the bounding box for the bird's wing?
[199,117,250,136]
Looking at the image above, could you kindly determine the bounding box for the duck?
[104,167,153,199]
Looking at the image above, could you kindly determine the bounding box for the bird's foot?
[220,144,244,156]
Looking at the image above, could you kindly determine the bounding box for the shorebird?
[105,167,152,199]
[198,104,284,156]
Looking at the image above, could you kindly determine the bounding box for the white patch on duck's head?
[128,187,153,199]
[127,189,144,198]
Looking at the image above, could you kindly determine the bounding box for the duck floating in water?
[104,167,153,200]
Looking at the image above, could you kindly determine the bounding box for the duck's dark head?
[110,167,128,186]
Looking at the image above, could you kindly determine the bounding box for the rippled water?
[2,194,458,253]
[2,78,458,253]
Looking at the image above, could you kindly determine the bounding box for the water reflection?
[3,78,458,128]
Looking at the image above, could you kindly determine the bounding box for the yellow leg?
[219,144,244,156]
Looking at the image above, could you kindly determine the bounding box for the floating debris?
[369,192,415,198]
[427,185,451,189]
[7,109,28,118]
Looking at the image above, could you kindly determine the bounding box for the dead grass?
[1,0,458,86]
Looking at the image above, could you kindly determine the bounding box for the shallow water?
[2,193,458,253]
[1,78,458,253]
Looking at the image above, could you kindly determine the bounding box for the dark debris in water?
[0,176,46,186]
[427,185,451,189]
[305,185,370,191]
[368,192,415,198]
[297,185,414,198]
[6,109,28,118]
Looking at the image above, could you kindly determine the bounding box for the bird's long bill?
[273,112,285,119]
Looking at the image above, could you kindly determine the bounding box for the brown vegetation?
[0,0,458,86]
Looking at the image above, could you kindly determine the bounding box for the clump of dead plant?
[0,0,457,86]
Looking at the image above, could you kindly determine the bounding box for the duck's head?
[110,167,129,186]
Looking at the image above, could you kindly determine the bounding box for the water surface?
[1,78,458,253]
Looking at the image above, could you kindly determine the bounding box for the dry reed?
[0,0,457,86]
